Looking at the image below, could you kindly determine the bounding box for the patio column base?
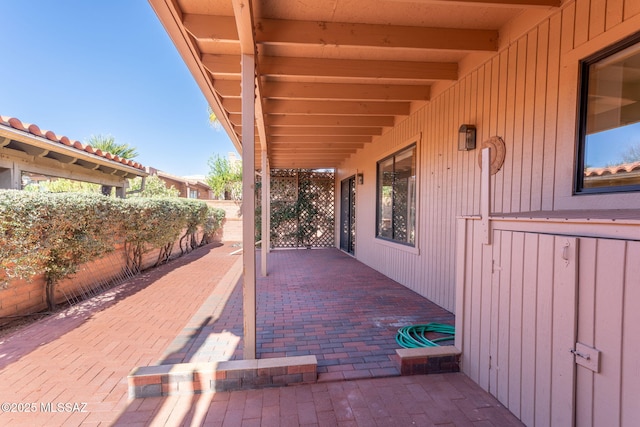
[128,355,317,398]
[395,346,461,375]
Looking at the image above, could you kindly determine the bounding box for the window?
[376,144,416,246]
[189,189,199,199]
[576,33,640,193]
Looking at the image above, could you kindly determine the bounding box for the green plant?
[120,198,188,271]
[86,134,138,196]
[202,206,226,245]
[23,178,101,194]
[0,191,120,310]
[206,154,242,200]
[268,175,319,247]
[179,199,209,254]
[128,175,180,198]
[0,191,226,310]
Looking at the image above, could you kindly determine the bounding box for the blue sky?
[585,123,640,168]
[0,1,237,177]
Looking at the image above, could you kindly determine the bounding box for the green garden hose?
[395,323,455,348]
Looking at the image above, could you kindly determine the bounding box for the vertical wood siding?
[576,239,640,427]
[460,221,583,426]
[337,0,640,313]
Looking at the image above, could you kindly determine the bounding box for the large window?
[376,144,416,246]
[576,33,640,193]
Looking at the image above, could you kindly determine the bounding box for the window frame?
[375,143,418,248]
[575,31,640,195]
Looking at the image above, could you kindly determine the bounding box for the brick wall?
[0,229,210,325]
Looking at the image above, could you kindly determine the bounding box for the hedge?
[0,190,225,310]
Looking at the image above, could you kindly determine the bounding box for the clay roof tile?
[28,124,44,137]
[44,130,59,142]
[2,115,145,171]
[8,117,27,131]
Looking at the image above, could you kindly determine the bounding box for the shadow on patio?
[117,247,522,426]
[255,248,455,380]
[148,247,455,380]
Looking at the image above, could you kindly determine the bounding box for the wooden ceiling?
[149,0,561,170]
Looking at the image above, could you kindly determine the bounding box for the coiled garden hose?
[395,323,455,348]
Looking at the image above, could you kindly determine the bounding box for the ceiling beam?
[222,98,242,113]
[147,0,242,154]
[269,135,371,148]
[255,19,498,52]
[268,126,383,136]
[386,0,560,6]
[272,155,351,161]
[270,135,370,144]
[262,81,430,101]
[266,114,395,127]
[215,80,241,98]
[271,160,342,168]
[183,14,239,43]
[231,0,268,154]
[202,54,241,76]
[270,147,358,154]
[260,56,457,81]
[265,99,411,115]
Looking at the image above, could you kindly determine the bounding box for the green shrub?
[0,191,225,310]
[120,198,183,271]
[0,191,120,309]
[179,199,210,254]
[202,206,226,245]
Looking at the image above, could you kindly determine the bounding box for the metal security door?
[339,176,356,254]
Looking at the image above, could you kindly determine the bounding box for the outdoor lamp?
[458,124,476,151]
[357,173,364,185]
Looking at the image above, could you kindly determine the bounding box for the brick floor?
[116,374,522,426]
[165,248,455,382]
[0,244,523,426]
[255,249,455,381]
[0,243,240,426]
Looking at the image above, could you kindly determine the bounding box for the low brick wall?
[395,346,461,375]
[128,356,318,398]
[0,230,209,325]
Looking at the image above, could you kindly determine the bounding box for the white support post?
[266,158,270,254]
[241,53,257,360]
[261,149,268,277]
[481,147,491,245]
[454,217,467,350]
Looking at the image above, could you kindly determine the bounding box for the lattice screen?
[256,169,335,248]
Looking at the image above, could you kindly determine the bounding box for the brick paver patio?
[0,243,522,426]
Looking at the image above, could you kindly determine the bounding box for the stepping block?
[395,346,461,375]
[128,355,317,398]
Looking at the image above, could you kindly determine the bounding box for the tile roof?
[0,115,145,170]
[585,161,640,177]
[149,168,211,189]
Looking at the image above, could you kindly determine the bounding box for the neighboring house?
[150,0,640,425]
[146,167,213,199]
[0,116,147,195]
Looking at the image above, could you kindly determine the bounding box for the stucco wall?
[206,200,243,242]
